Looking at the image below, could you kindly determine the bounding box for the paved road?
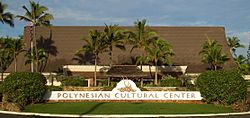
[1,114,250,118]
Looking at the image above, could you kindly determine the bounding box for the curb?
[0,110,250,117]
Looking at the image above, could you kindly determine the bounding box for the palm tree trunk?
[94,54,97,87]
[34,26,38,72]
[109,46,113,67]
[30,33,34,72]
[1,71,3,82]
[14,54,17,72]
[214,65,217,70]
[154,59,158,85]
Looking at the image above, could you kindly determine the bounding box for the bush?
[161,76,182,87]
[196,70,247,105]
[2,72,47,107]
[47,86,63,91]
[58,76,85,86]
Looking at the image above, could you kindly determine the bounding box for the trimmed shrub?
[58,76,85,87]
[2,72,47,107]
[196,70,247,105]
[161,76,182,87]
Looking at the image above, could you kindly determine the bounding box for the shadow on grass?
[81,102,106,114]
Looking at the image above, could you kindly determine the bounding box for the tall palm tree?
[127,19,157,69]
[16,0,54,72]
[103,24,126,67]
[227,36,244,58]
[140,38,174,85]
[128,19,157,52]
[76,30,106,86]
[200,38,229,70]
[0,1,14,27]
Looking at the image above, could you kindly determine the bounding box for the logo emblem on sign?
[112,79,141,92]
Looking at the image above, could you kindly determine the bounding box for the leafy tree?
[17,0,54,72]
[76,30,106,86]
[0,1,14,27]
[139,38,174,85]
[200,38,229,70]
[103,24,126,67]
[227,36,244,58]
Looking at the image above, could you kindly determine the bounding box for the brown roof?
[107,65,147,78]
[6,26,236,73]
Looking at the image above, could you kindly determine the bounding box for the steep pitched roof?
[6,26,236,73]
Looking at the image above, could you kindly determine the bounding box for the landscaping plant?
[160,75,182,87]
[2,72,47,107]
[196,69,247,106]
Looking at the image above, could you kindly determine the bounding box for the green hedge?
[2,72,47,107]
[58,76,86,87]
[161,76,182,87]
[196,70,247,105]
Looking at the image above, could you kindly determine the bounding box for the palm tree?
[6,36,25,72]
[0,1,14,27]
[127,19,157,69]
[16,0,54,72]
[103,24,126,67]
[234,55,250,74]
[140,38,174,85]
[0,37,14,81]
[227,36,244,58]
[128,19,157,51]
[76,30,106,86]
[25,48,48,72]
[200,38,229,70]
[0,48,13,81]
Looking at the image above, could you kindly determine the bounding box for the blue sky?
[0,0,250,55]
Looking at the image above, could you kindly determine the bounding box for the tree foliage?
[103,24,126,67]
[25,48,48,72]
[138,38,174,85]
[200,38,229,70]
[227,36,244,58]
[76,30,106,86]
[127,19,157,52]
[17,0,54,72]
[0,37,24,80]
[0,1,14,27]
[16,0,54,26]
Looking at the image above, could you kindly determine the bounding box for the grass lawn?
[24,102,233,115]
